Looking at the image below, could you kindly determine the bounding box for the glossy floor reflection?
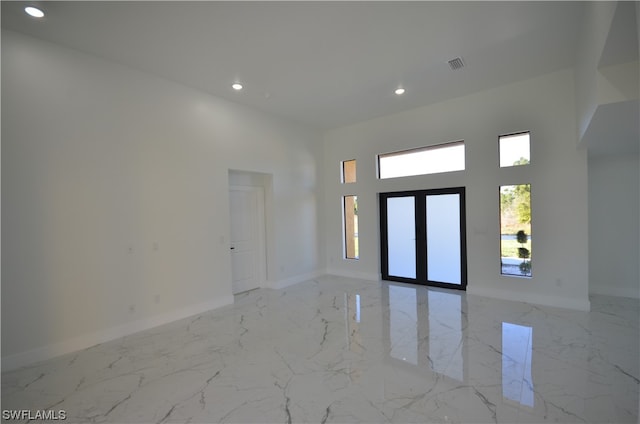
[2,276,639,423]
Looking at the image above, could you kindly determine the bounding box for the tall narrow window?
[499,132,530,167]
[500,184,532,277]
[344,195,359,259]
[342,159,357,183]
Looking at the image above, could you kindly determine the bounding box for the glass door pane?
[387,196,416,279]
[426,193,461,285]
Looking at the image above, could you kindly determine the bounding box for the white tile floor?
[2,276,639,423]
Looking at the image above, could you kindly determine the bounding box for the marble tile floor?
[2,275,639,423]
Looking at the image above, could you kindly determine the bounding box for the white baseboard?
[467,286,591,311]
[589,285,640,299]
[268,270,325,290]
[2,295,234,372]
[325,268,380,282]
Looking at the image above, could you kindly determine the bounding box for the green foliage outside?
[516,229,531,275]
[512,157,530,166]
[501,239,532,258]
[353,197,359,258]
[500,181,531,235]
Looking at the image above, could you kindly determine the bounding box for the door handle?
[230,247,235,250]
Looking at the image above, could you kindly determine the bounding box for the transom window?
[342,159,356,183]
[499,132,530,167]
[378,141,465,179]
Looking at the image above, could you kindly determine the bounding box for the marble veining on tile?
[2,276,638,423]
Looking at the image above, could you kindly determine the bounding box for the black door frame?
[379,187,467,290]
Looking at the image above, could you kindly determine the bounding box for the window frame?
[341,159,357,184]
[499,183,532,278]
[343,194,359,260]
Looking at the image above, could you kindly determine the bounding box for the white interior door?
[229,186,265,294]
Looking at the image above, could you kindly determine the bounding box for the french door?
[380,187,467,290]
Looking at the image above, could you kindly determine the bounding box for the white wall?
[574,1,617,143]
[1,30,323,369]
[588,154,640,299]
[324,69,590,311]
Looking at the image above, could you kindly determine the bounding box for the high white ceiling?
[2,1,586,130]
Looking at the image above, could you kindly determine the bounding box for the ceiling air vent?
[448,57,465,70]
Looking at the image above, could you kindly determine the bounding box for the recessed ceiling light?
[231,83,243,91]
[24,6,45,18]
[394,88,406,95]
